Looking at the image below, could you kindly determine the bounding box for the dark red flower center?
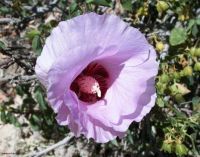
[70,62,109,103]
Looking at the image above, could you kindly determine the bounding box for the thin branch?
[0,74,37,84]
[0,47,36,73]
[179,101,193,105]
[26,133,74,157]
[0,58,14,69]
[1,47,36,60]
[0,18,20,24]
[17,0,60,30]
[180,108,192,116]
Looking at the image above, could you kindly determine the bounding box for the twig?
[1,47,36,60]
[180,108,192,116]
[0,58,14,68]
[0,74,37,84]
[0,47,36,73]
[179,101,193,105]
[26,133,74,157]
[0,18,20,24]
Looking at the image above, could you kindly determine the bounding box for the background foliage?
[0,0,200,156]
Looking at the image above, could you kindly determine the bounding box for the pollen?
[77,76,101,97]
[70,62,109,103]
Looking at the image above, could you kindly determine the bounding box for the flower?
[35,13,158,143]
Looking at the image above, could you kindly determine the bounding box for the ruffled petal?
[83,47,158,132]
[56,104,70,125]
[35,13,149,88]
[106,47,158,119]
[74,105,125,143]
[35,12,159,143]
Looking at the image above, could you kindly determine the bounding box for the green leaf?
[0,7,11,14]
[26,29,41,40]
[0,40,6,49]
[69,2,78,13]
[192,24,198,37]
[156,97,165,107]
[7,112,21,127]
[86,0,94,3]
[196,18,200,25]
[0,110,7,122]
[44,115,53,126]
[110,139,119,146]
[30,114,41,130]
[187,19,195,31]
[127,131,134,144]
[35,90,47,111]
[192,96,200,105]
[169,28,187,46]
[90,0,112,7]
[122,0,132,11]
[32,35,42,55]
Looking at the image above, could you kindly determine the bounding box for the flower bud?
[175,94,184,103]
[156,97,165,107]
[194,48,200,57]
[170,83,190,96]
[183,66,193,76]
[173,72,180,79]
[189,47,196,56]
[194,62,200,71]
[157,82,167,94]
[156,41,164,52]
[161,142,172,153]
[160,74,169,83]
[178,14,186,21]
[175,143,188,156]
[156,1,169,13]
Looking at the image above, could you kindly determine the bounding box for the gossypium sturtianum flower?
[35,13,158,143]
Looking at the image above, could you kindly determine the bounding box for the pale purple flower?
[35,13,158,143]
